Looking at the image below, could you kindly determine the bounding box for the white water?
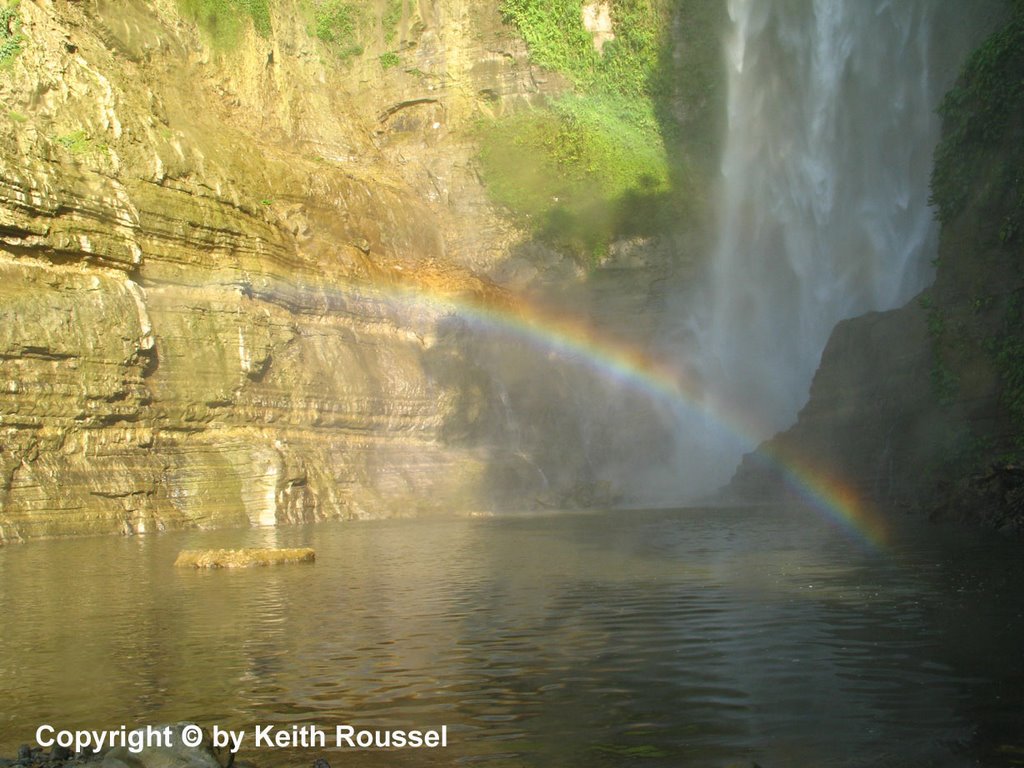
[667,0,994,498]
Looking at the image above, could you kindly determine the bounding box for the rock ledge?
[173,548,316,569]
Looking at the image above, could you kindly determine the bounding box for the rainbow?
[362,274,890,550]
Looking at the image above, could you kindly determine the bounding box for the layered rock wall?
[0,0,563,541]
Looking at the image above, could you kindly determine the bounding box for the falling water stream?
[672,0,998,496]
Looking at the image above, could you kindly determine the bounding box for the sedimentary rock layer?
[0,0,549,541]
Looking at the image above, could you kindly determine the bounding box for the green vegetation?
[479,0,725,259]
[928,1,1024,444]
[310,0,363,59]
[930,1,1024,245]
[55,130,107,156]
[301,0,404,61]
[991,296,1024,443]
[919,294,960,406]
[383,0,402,44]
[478,95,671,257]
[499,0,604,87]
[177,0,271,49]
[8,109,26,122]
[0,1,23,69]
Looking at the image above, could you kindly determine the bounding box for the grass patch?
[0,1,24,70]
[177,0,272,49]
[379,50,401,69]
[480,0,724,257]
[8,109,27,122]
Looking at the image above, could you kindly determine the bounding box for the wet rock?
[100,725,232,768]
[931,463,1024,534]
[48,746,70,763]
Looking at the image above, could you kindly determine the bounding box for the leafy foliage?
[499,0,664,98]
[379,51,401,69]
[177,0,271,48]
[930,2,1024,244]
[499,0,601,88]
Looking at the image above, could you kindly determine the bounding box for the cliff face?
[728,3,1024,529]
[727,303,942,505]
[0,0,589,541]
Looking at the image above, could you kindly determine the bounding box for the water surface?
[1,507,1022,767]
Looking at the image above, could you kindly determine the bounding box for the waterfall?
[667,0,996,498]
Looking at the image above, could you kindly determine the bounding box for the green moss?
[379,51,400,69]
[177,0,272,49]
[8,109,27,122]
[0,1,24,70]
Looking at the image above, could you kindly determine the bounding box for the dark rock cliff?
[728,2,1024,531]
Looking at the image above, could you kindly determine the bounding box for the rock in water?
[173,548,315,569]
[100,725,232,768]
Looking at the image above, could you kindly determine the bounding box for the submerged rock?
[173,548,315,569]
